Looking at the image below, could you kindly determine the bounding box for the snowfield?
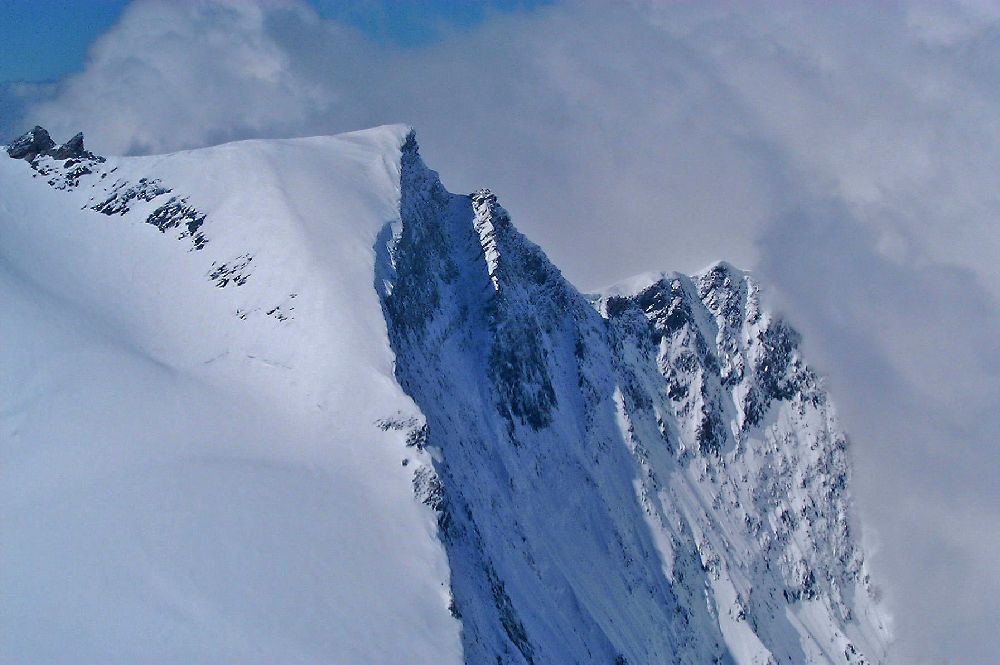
[1,125,889,663]
[1,126,462,665]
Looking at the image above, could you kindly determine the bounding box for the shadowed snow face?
[7,1,1000,661]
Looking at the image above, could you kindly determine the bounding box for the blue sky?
[0,0,546,83]
[0,0,130,83]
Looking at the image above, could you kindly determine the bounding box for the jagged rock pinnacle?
[6,126,101,163]
[52,132,87,159]
[6,126,56,161]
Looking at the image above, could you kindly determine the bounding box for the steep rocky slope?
[377,135,889,663]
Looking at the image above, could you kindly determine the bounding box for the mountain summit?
[1,126,890,664]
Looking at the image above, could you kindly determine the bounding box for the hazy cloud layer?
[17,1,1000,661]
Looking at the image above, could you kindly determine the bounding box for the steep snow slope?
[1,126,461,664]
[2,126,890,664]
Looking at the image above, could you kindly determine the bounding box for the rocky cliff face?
[378,135,889,664]
[2,126,889,664]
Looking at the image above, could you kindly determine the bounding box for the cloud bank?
[15,1,1000,661]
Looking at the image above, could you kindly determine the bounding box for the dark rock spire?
[6,126,56,160]
[6,126,100,163]
[52,132,87,159]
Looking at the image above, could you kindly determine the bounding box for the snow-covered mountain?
[1,125,890,664]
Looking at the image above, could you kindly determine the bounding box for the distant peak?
[596,261,752,301]
[696,260,747,281]
[594,270,672,300]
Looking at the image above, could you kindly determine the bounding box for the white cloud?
[20,1,1000,661]
[29,0,344,154]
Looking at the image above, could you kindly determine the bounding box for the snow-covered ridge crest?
[3,123,889,664]
[1,123,462,665]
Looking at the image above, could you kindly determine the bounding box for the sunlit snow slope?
[0,126,461,665]
[1,126,890,664]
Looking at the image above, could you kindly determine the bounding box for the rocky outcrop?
[5,126,100,162]
[51,132,88,159]
[5,125,207,251]
[5,126,56,161]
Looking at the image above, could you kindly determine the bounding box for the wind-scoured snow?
[0,126,461,665]
[2,126,890,664]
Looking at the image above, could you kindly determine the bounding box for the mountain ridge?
[2,125,890,663]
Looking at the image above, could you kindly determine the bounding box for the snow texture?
[1,125,461,665]
[2,126,889,664]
